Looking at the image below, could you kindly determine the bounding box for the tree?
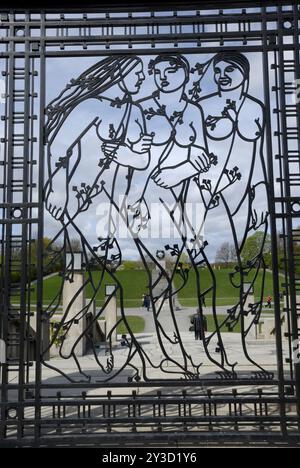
[178,252,190,270]
[30,237,63,275]
[229,244,238,263]
[215,242,236,267]
[68,238,81,252]
[241,232,271,266]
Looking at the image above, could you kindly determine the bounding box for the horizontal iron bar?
[0,218,39,225]
[1,44,298,59]
[4,416,300,427]
[275,213,300,219]
[0,10,295,28]
[0,378,287,389]
[0,203,39,208]
[1,395,296,407]
[0,30,289,43]
[1,431,299,448]
[274,197,300,202]
[0,1,296,13]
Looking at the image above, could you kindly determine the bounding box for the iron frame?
[0,1,299,447]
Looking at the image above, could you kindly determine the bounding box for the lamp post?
[105,284,118,345]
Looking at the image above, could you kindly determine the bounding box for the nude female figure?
[194,51,269,375]
[114,55,215,378]
[44,56,153,381]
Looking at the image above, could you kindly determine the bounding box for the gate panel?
[0,2,300,447]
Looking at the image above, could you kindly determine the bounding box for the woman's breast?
[148,116,197,148]
[147,115,172,145]
[205,117,234,140]
[174,121,197,147]
[96,104,130,142]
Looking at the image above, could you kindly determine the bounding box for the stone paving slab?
[20,331,285,391]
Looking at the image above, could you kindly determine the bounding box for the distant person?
[191,311,207,340]
[266,295,272,308]
[144,294,151,311]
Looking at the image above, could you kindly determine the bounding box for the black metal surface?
[0,1,295,12]
[0,2,299,447]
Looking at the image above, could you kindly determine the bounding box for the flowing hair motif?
[45,55,142,143]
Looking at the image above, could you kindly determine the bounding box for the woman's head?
[149,55,190,93]
[119,59,145,94]
[213,52,250,92]
[46,56,144,139]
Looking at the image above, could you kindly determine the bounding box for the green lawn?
[13,267,277,310]
[86,269,149,307]
[117,316,145,334]
[21,270,149,308]
[174,268,276,307]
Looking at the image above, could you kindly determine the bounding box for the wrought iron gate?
[0,1,300,447]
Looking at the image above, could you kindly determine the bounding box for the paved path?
[38,330,283,390]
[123,303,275,334]
[123,305,233,334]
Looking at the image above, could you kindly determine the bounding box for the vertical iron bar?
[34,11,46,446]
[273,49,294,379]
[261,5,287,437]
[0,12,15,441]
[293,3,300,178]
[291,2,300,427]
[277,4,300,430]
[17,11,32,442]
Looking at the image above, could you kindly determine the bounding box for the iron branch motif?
[43,51,271,383]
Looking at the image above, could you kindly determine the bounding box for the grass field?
[117,316,145,334]
[22,270,149,308]
[16,268,277,309]
[174,268,276,307]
